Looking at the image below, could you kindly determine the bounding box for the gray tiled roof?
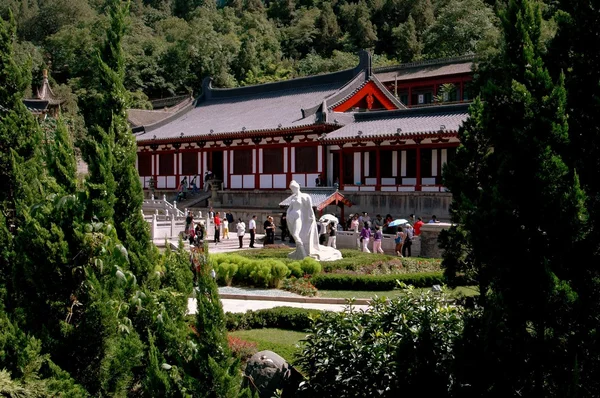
[375,56,474,83]
[135,83,342,141]
[279,190,336,208]
[323,103,470,141]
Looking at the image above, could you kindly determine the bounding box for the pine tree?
[45,117,77,194]
[81,0,154,279]
[440,0,587,395]
[0,11,41,208]
[546,0,600,393]
[392,16,421,62]
[194,248,248,397]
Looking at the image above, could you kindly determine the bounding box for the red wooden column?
[375,145,381,190]
[408,86,412,106]
[415,141,422,191]
[339,146,344,190]
[252,137,261,189]
[460,81,464,101]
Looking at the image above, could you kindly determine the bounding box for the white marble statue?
[286,180,342,261]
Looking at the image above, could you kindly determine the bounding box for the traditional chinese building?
[132,51,473,219]
[23,69,64,119]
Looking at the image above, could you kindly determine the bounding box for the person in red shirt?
[213,212,221,243]
[414,217,424,236]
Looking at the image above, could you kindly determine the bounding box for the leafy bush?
[299,258,321,275]
[287,262,303,278]
[227,336,258,362]
[281,277,318,297]
[296,290,464,396]
[217,262,238,286]
[225,307,326,332]
[271,262,291,287]
[311,272,447,290]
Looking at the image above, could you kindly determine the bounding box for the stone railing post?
[155,209,159,215]
[151,214,157,240]
[170,214,176,239]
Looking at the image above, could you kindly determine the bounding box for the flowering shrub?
[282,276,318,297]
[227,335,257,361]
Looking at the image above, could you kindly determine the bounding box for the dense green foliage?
[225,306,325,332]
[311,271,451,290]
[0,3,250,395]
[1,0,499,101]
[296,289,464,396]
[440,0,598,395]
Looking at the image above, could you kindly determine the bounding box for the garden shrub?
[296,290,464,396]
[270,262,291,287]
[287,262,303,278]
[225,307,326,331]
[216,262,238,286]
[249,263,272,287]
[311,272,447,290]
[281,277,318,296]
[227,335,258,362]
[299,257,321,275]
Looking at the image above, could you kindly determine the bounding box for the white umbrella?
[319,214,339,224]
[388,218,409,227]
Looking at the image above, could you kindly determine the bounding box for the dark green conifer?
[441,0,586,395]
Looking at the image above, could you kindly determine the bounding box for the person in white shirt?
[236,218,246,249]
[222,218,229,239]
[249,215,257,248]
[428,215,440,223]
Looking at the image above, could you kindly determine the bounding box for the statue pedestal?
[209,179,222,207]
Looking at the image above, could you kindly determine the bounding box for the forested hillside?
[1,0,499,103]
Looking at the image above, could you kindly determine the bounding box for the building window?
[295,146,318,173]
[421,148,433,178]
[263,148,283,174]
[343,152,354,184]
[381,150,393,178]
[405,149,416,178]
[181,152,197,175]
[233,150,252,175]
[368,152,376,177]
[159,153,174,175]
[138,152,152,176]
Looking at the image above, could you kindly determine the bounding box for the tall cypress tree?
[0,11,41,209]
[441,0,586,395]
[81,0,154,279]
[547,0,600,393]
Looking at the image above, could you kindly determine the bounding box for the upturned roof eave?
[322,131,459,145]
[136,122,330,145]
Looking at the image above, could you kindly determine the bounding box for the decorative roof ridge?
[374,54,475,74]
[138,98,197,134]
[150,94,192,109]
[201,49,371,101]
[353,102,471,121]
[36,70,64,104]
[370,74,406,109]
[324,70,369,110]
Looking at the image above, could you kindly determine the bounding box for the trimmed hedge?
[311,272,447,290]
[225,306,327,331]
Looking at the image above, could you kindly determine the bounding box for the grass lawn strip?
[229,328,307,364]
[317,286,479,299]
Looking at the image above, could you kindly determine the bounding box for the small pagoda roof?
[322,103,469,143]
[22,99,50,114]
[375,55,474,83]
[35,70,64,105]
[279,189,353,211]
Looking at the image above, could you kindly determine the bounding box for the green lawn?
[318,285,480,299]
[229,328,307,363]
